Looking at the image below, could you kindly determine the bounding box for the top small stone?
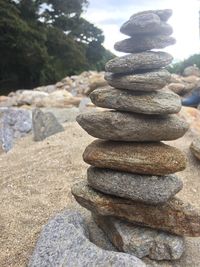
[133,9,173,22]
[120,9,173,36]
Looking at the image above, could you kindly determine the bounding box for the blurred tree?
[168,54,200,74]
[0,0,114,92]
[0,0,49,91]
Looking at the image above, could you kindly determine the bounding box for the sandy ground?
[0,122,200,267]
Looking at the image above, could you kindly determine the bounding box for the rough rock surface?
[87,167,183,204]
[105,69,171,91]
[83,140,187,175]
[28,210,146,267]
[190,137,200,160]
[105,52,173,74]
[77,111,189,141]
[32,108,64,141]
[93,214,185,261]
[0,108,32,151]
[72,181,200,237]
[120,12,173,36]
[114,36,176,53]
[90,87,181,114]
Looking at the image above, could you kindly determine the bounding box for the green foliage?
[0,0,114,92]
[167,54,200,74]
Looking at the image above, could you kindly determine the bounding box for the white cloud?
[84,0,200,60]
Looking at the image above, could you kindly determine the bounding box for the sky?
[83,0,200,61]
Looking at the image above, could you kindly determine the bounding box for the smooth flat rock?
[114,35,176,53]
[83,140,187,175]
[90,87,181,115]
[105,52,173,74]
[87,167,183,205]
[72,182,200,237]
[77,111,189,141]
[28,210,145,267]
[120,12,173,36]
[105,69,171,91]
[32,108,64,141]
[93,214,185,261]
[190,137,200,160]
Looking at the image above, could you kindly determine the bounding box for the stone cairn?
[72,9,200,263]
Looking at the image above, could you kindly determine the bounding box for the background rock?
[183,66,200,77]
[32,108,64,141]
[190,137,200,160]
[0,108,32,151]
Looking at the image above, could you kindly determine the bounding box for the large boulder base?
[105,69,171,91]
[105,52,173,74]
[77,111,189,141]
[83,140,187,175]
[90,87,181,115]
[72,181,200,237]
[93,214,185,261]
[28,210,145,267]
[87,167,183,205]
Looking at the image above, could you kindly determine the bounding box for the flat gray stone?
[93,214,185,261]
[105,69,171,91]
[87,167,183,204]
[190,137,200,160]
[28,210,146,267]
[90,87,181,115]
[105,52,173,74]
[32,108,64,141]
[76,111,189,141]
[120,12,173,36]
[114,36,176,53]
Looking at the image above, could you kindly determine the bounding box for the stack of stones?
[72,9,200,263]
